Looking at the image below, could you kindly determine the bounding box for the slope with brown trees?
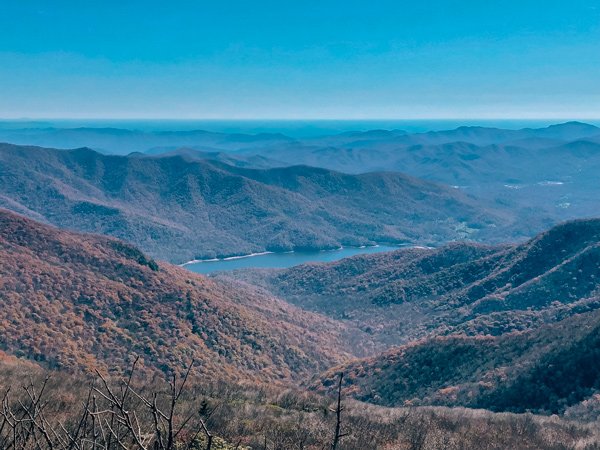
[0,209,354,381]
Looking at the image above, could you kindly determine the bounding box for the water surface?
[183,245,400,274]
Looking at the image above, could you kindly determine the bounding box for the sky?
[1,0,599,119]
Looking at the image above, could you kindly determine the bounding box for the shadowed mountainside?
[316,309,600,415]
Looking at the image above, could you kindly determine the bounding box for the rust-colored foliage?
[0,209,350,381]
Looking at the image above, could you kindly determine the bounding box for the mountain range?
[1,121,597,156]
[4,208,600,417]
[3,121,600,423]
[0,126,294,155]
[240,122,600,224]
[3,121,599,232]
[0,143,525,263]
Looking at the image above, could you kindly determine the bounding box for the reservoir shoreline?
[181,244,406,274]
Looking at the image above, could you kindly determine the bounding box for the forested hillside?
[316,309,600,414]
[0,209,354,380]
[0,143,523,263]
[234,219,600,345]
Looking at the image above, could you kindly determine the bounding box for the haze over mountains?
[243,121,600,224]
[0,126,295,155]
[1,121,597,155]
[2,121,599,233]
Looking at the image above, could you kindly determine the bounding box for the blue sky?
[1,1,599,119]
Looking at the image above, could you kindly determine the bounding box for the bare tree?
[330,372,348,450]
[0,357,215,450]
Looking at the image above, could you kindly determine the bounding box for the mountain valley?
[0,143,527,264]
[2,122,600,447]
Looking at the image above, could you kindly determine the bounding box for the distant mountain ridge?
[235,122,600,226]
[1,121,596,156]
[0,143,523,263]
[0,126,296,155]
[142,146,286,169]
[242,121,600,180]
[3,122,599,228]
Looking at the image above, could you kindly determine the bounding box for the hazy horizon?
[2,117,599,137]
[2,1,599,118]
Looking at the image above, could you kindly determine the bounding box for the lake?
[182,245,400,274]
